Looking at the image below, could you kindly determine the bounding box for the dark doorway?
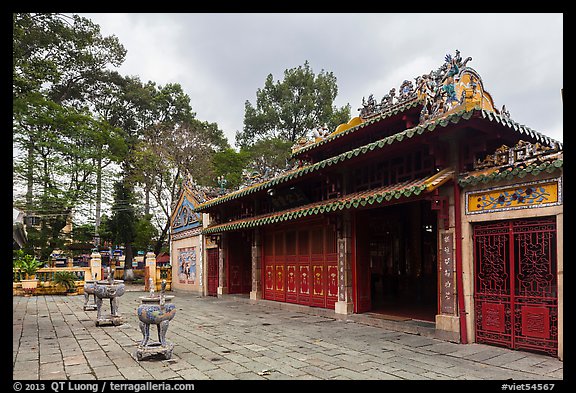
[227,232,252,294]
[355,201,438,321]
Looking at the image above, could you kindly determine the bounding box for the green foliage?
[237,60,351,147]
[53,271,77,291]
[242,137,293,175]
[13,13,129,260]
[71,223,96,244]
[133,214,159,252]
[211,148,250,189]
[14,250,43,279]
[109,180,137,246]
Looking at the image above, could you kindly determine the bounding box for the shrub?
[54,271,78,292]
[14,250,43,279]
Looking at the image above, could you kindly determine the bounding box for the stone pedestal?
[95,314,124,326]
[89,252,102,282]
[136,342,174,361]
[145,252,157,291]
[335,300,354,315]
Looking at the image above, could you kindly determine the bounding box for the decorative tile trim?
[171,227,202,240]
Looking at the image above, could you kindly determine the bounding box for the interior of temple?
[355,200,438,321]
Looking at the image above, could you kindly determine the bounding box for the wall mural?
[178,247,196,285]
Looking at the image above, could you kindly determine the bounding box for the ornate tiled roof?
[202,168,454,234]
[289,98,422,159]
[458,140,563,187]
[290,50,562,163]
[195,107,561,213]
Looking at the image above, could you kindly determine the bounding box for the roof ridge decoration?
[474,140,561,170]
[290,50,502,156]
[416,50,499,124]
[459,140,563,186]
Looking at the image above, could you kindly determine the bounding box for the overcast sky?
[80,13,563,146]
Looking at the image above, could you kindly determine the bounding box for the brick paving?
[13,286,564,381]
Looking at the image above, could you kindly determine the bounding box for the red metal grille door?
[474,217,558,356]
[207,248,219,296]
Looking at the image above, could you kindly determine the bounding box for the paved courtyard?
[13,286,564,381]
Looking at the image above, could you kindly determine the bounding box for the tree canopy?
[237,60,350,148]
[13,15,352,261]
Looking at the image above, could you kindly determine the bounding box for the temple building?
[172,51,563,360]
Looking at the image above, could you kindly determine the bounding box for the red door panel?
[286,264,298,303]
[298,264,310,305]
[207,248,219,296]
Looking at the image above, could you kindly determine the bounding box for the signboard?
[439,231,456,314]
[466,178,561,214]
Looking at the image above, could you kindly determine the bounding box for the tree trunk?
[25,140,34,222]
[154,220,170,256]
[144,184,150,216]
[123,242,134,280]
[95,157,102,246]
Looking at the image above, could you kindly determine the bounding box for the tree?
[236,60,351,148]
[243,137,294,176]
[13,13,127,259]
[211,148,250,190]
[133,214,159,253]
[133,117,229,254]
[108,179,137,278]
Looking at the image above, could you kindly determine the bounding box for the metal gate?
[473,217,558,356]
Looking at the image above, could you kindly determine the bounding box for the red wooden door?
[207,248,219,296]
[262,224,336,309]
[297,230,310,305]
[473,217,558,356]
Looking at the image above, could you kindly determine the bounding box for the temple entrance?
[227,232,252,294]
[354,201,438,321]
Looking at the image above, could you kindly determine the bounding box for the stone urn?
[83,273,98,311]
[94,267,125,326]
[136,278,176,360]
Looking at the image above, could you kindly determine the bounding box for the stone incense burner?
[94,267,125,326]
[135,278,176,360]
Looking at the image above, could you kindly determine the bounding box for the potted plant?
[15,250,43,295]
[53,271,78,295]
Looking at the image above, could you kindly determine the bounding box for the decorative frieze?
[465,178,561,214]
[474,140,560,170]
[171,227,202,240]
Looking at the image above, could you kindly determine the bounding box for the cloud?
[82,13,563,144]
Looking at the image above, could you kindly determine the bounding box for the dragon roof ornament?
[359,50,500,124]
